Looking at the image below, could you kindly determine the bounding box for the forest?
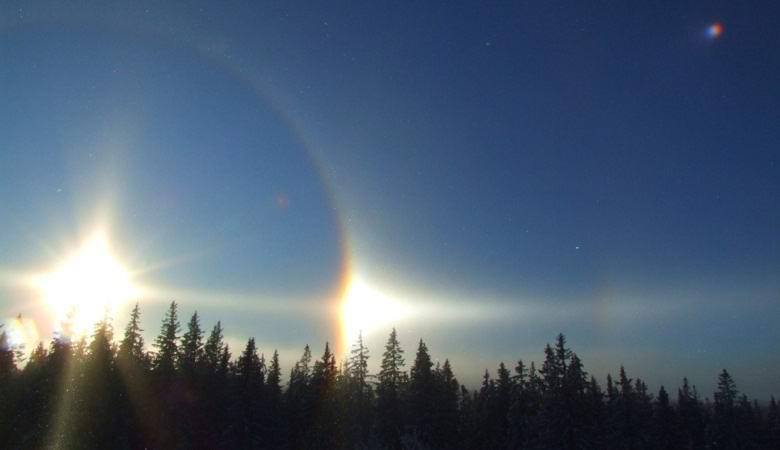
[0,301,777,450]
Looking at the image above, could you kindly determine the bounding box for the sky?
[0,1,778,397]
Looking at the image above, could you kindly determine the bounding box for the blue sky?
[1,1,778,396]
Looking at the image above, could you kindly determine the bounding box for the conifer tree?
[0,325,16,446]
[408,339,436,447]
[117,303,145,365]
[432,359,459,449]
[149,302,181,447]
[537,338,570,449]
[586,375,607,449]
[287,344,314,449]
[77,317,120,448]
[678,377,706,449]
[263,349,285,449]
[494,361,513,442]
[768,396,780,449]
[153,301,180,378]
[459,384,478,449]
[509,359,535,449]
[267,349,282,396]
[233,337,265,448]
[199,321,229,447]
[0,324,15,379]
[710,369,739,449]
[308,342,340,449]
[115,304,154,448]
[346,332,372,448]
[652,385,677,450]
[376,328,407,449]
[474,369,498,449]
[203,321,225,375]
[178,311,203,377]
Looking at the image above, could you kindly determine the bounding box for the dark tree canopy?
[0,307,775,450]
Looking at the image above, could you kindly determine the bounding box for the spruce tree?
[308,343,340,449]
[115,304,153,449]
[346,332,372,448]
[678,377,706,449]
[432,359,459,449]
[263,349,285,449]
[203,321,225,375]
[474,369,497,449]
[652,385,678,450]
[178,311,203,377]
[0,325,16,447]
[233,337,265,448]
[494,361,513,445]
[710,369,739,449]
[150,302,181,447]
[0,325,15,378]
[768,396,780,449]
[376,328,406,450]
[408,339,436,447]
[117,303,145,365]
[509,359,534,449]
[287,344,313,449]
[77,317,120,448]
[153,301,180,378]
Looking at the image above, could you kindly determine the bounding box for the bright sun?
[341,278,412,351]
[34,231,137,339]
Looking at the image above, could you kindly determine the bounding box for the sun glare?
[341,278,412,351]
[33,232,137,339]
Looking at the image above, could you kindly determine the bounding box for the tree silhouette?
[233,337,265,449]
[432,359,459,449]
[408,339,436,447]
[153,301,180,379]
[0,324,17,445]
[376,328,406,450]
[179,311,204,377]
[0,309,777,450]
[308,342,340,449]
[345,331,373,448]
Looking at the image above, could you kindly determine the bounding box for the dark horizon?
[1,301,778,449]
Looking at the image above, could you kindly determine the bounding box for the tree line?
[0,301,778,449]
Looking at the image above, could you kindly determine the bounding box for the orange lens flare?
[708,22,723,38]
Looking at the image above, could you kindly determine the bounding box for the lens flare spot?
[707,22,723,39]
